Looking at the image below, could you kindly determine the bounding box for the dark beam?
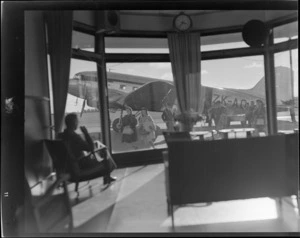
[95,34,112,151]
[104,46,266,62]
[266,12,298,28]
[271,38,298,53]
[73,21,96,35]
[72,48,102,61]
[264,30,278,135]
[105,53,170,62]
[202,47,264,60]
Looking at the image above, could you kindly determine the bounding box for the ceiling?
[72,10,298,49]
[120,10,225,17]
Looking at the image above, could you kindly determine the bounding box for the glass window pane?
[273,21,298,44]
[201,56,267,139]
[201,33,249,51]
[105,33,249,53]
[66,59,101,141]
[275,50,298,133]
[107,57,267,155]
[106,63,173,153]
[72,31,95,52]
[105,37,169,53]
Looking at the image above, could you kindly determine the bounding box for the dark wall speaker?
[242,20,268,47]
[96,10,120,34]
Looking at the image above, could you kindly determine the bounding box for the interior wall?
[25,11,52,185]
[72,10,296,33]
[119,10,297,31]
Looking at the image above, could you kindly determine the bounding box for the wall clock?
[173,12,192,31]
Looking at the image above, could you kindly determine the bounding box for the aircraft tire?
[112,118,122,133]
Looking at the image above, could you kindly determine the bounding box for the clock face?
[174,14,192,31]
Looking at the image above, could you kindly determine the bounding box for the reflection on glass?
[275,50,299,134]
[105,37,169,53]
[72,31,95,51]
[273,21,298,44]
[201,33,249,51]
[65,59,101,141]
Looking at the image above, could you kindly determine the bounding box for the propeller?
[80,83,88,117]
[80,99,86,117]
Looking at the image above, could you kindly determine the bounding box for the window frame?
[70,17,298,166]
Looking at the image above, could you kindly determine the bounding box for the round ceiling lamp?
[242,20,268,47]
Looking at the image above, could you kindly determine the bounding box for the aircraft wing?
[68,77,128,110]
[124,81,176,112]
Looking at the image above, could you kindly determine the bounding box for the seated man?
[59,113,116,185]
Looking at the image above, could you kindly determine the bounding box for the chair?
[44,140,114,197]
[17,174,73,234]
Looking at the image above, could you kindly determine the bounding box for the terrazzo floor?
[68,164,299,234]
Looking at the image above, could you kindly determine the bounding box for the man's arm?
[161,111,166,121]
[80,126,94,152]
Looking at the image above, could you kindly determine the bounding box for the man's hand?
[80,126,89,134]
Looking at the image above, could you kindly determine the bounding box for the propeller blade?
[80,83,88,117]
[80,99,86,117]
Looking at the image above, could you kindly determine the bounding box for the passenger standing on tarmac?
[252,99,266,136]
[209,101,227,131]
[161,103,175,132]
[290,103,296,123]
[121,107,138,143]
[138,107,156,148]
[246,101,256,126]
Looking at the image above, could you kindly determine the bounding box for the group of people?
[204,99,267,132]
[119,107,156,148]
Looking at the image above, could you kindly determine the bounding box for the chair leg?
[297,191,300,217]
[75,182,79,192]
[75,182,79,198]
[170,204,175,232]
[167,199,171,216]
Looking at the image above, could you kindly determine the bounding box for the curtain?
[45,11,73,134]
[168,32,205,117]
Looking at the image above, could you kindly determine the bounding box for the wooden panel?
[167,135,297,205]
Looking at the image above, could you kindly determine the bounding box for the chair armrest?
[79,147,107,160]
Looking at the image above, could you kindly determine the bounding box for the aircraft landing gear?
[112,118,122,133]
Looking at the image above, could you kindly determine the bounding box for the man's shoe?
[103,176,117,185]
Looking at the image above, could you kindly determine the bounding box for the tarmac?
[71,110,298,153]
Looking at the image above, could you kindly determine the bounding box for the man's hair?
[65,113,78,128]
[141,107,149,115]
[256,99,263,105]
[126,106,133,113]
